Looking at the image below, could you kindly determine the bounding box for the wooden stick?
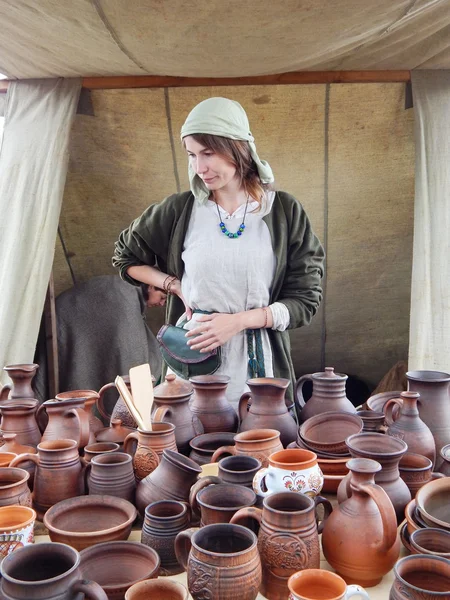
[44,272,59,397]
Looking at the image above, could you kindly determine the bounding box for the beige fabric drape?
[0,78,81,386]
[409,70,450,371]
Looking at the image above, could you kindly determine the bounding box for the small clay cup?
[125,580,188,600]
[399,452,444,498]
[410,528,450,558]
[288,569,370,600]
[0,506,36,560]
[391,554,450,598]
[189,432,236,465]
[218,455,262,488]
[84,442,120,463]
[191,483,256,526]
[357,410,386,433]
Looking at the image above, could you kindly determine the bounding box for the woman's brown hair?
[184,133,272,207]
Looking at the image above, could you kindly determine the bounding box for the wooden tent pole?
[44,272,59,398]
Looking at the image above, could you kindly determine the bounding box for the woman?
[112,97,324,408]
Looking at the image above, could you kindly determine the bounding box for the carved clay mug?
[253,448,324,498]
[390,554,450,599]
[288,569,370,600]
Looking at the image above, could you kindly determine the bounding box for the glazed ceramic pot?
[97,375,156,429]
[0,541,108,599]
[410,528,450,558]
[56,390,104,445]
[0,364,39,400]
[399,453,444,498]
[338,432,411,524]
[0,399,42,448]
[357,410,386,433]
[87,452,136,503]
[0,505,36,560]
[295,367,356,423]
[253,449,324,499]
[390,554,450,599]
[141,500,191,576]
[322,458,400,587]
[123,423,177,481]
[83,442,120,463]
[218,455,262,488]
[191,483,256,526]
[239,378,297,447]
[125,580,188,600]
[211,428,284,468]
[288,569,370,600]
[189,375,239,433]
[38,397,90,450]
[0,468,32,509]
[384,391,436,466]
[231,492,332,600]
[189,432,235,465]
[175,523,262,600]
[95,419,135,448]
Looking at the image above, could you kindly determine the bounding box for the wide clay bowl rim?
[365,390,403,412]
[190,523,258,556]
[300,411,363,452]
[410,528,450,557]
[79,541,160,590]
[345,432,408,458]
[393,554,450,595]
[43,495,137,538]
[416,478,450,530]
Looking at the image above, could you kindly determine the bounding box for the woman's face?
[184,136,239,192]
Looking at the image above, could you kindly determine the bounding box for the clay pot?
[299,411,363,455]
[135,449,220,518]
[87,452,136,503]
[211,428,284,468]
[218,455,262,488]
[83,442,120,463]
[123,423,177,481]
[141,500,191,576]
[337,432,411,524]
[288,569,370,600]
[231,492,332,600]
[410,528,450,558]
[390,554,450,599]
[0,541,108,599]
[191,483,256,526]
[322,458,400,587]
[399,453,445,498]
[0,506,36,560]
[152,374,203,455]
[406,370,450,461]
[43,494,137,551]
[95,418,135,448]
[0,468,32,508]
[384,391,436,466]
[239,377,297,447]
[1,364,39,400]
[438,444,450,475]
[125,580,188,600]
[189,375,239,433]
[295,367,356,423]
[79,541,160,600]
[356,410,386,433]
[10,439,85,520]
[415,477,450,530]
[56,390,104,445]
[38,397,90,450]
[175,523,262,600]
[97,375,156,429]
[189,432,235,465]
[0,399,42,448]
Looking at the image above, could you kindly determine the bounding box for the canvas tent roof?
[0,0,450,80]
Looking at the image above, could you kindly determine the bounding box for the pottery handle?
[72,579,108,600]
[383,398,403,427]
[123,431,139,456]
[9,452,40,469]
[357,482,398,553]
[252,467,271,498]
[96,382,116,421]
[230,506,263,533]
[211,445,237,463]
[66,407,90,448]
[238,392,252,423]
[153,406,171,422]
[188,476,222,520]
[345,585,370,599]
[313,495,333,534]
[175,527,199,570]
[294,374,313,410]
[35,403,48,433]
[0,384,11,401]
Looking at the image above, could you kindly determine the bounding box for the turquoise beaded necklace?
[215,195,250,239]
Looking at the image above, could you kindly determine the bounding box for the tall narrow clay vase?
[0,364,39,400]
[124,423,178,481]
[322,458,400,587]
[239,378,297,447]
[295,367,357,423]
[56,390,104,444]
[0,399,42,448]
[384,391,436,467]
[37,397,91,450]
[189,375,238,433]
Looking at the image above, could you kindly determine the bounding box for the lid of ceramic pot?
[153,374,193,399]
[313,367,347,381]
[95,419,135,442]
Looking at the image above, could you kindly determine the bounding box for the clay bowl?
[404,499,423,536]
[80,541,160,600]
[317,457,350,476]
[43,494,137,550]
[300,411,363,455]
[291,435,350,459]
[189,432,236,466]
[410,528,450,558]
[416,477,450,530]
[322,474,346,494]
[365,390,403,414]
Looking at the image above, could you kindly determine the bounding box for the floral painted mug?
[253,449,323,498]
[288,569,370,600]
[0,505,36,561]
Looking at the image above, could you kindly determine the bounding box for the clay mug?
[253,448,324,498]
[288,569,370,600]
[190,482,256,526]
[189,432,236,465]
[86,451,136,503]
[175,523,262,600]
[410,528,450,558]
[211,428,283,467]
[0,468,32,509]
[399,452,445,498]
[0,506,36,561]
[124,423,177,481]
[390,554,450,599]
[218,455,262,488]
[231,491,332,600]
[0,541,108,599]
[83,442,120,463]
[125,580,189,600]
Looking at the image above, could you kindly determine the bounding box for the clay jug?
[10,439,85,520]
[136,449,219,518]
[0,541,108,600]
[337,432,410,524]
[86,452,136,503]
[189,375,238,433]
[211,429,284,468]
[97,374,156,429]
[390,554,450,599]
[38,397,90,450]
[0,468,32,508]
[295,367,356,423]
[152,374,204,454]
[239,378,297,447]
[124,423,177,481]
[0,399,42,448]
[56,390,103,444]
[406,370,450,457]
[0,364,39,400]
[231,491,332,600]
[384,391,436,466]
[322,457,400,588]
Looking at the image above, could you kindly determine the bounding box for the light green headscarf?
[180,97,274,204]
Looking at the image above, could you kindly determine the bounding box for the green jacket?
[112,191,325,402]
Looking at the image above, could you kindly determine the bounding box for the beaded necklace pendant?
[215,196,249,239]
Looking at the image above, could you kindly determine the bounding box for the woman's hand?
[185,313,243,352]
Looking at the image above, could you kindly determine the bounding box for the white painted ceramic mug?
[288,569,370,600]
